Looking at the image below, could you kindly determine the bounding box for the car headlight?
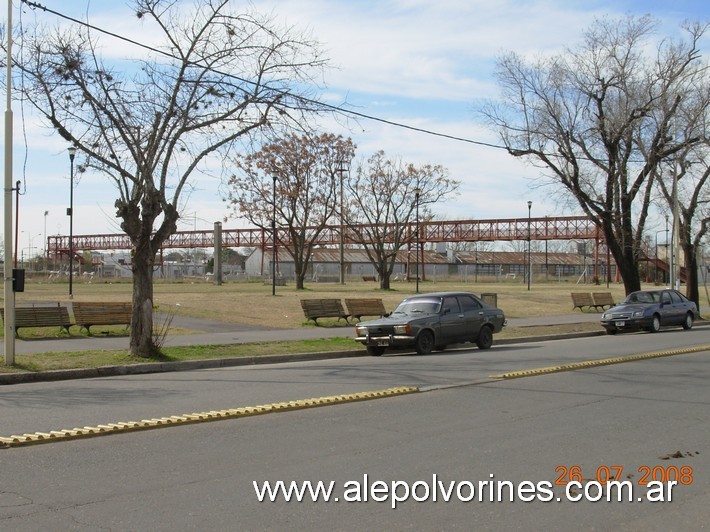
[355,326,368,336]
[393,324,411,334]
[602,313,609,319]
[632,311,644,317]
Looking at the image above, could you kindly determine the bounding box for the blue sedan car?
[600,289,699,335]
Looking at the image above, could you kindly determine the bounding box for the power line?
[19,0,507,151]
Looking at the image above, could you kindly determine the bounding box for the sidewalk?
[5,311,604,355]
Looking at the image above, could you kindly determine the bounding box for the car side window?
[458,295,482,312]
[441,297,460,315]
[661,292,672,305]
[669,292,682,304]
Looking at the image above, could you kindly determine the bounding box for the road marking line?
[489,345,710,379]
[0,386,419,448]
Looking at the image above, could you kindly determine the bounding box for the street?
[1,329,709,530]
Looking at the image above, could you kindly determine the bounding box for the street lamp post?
[545,216,550,282]
[655,229,666,285]
[13,180,20,268]
[336,161,347,285]
[414,188,421,293]
[27,232,41,271]
[67,146,76,298]
[44,210,48,267]
[272,174,277,296]
[474,242,478,283]
[271,174,278,296]
[527,200,532,291]
[665,216,670,288]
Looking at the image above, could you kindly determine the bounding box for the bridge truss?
[46,215,612,279]
[47,215,601,254]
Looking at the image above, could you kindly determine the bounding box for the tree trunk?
[615,250,642,295]
[291,253,307,290]
[601,220,641,295]
[379,271,391,290]
[293,252,306,289]
[129,242,158,357]
[683,243,699,308]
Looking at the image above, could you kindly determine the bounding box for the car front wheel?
[605,328,617,335]
[475,326,493,349]
[414,330,434,355]
[648,315,661,333]
[682,312,694,330]
[366,346,385,356]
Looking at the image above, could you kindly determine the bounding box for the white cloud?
[6,0,709,246]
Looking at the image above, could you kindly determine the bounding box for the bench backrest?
[344,298,386,317]
[592,292,614,306]
[300,299,346,317]
[571,292,594,306]
[72,302,132,325]
[1,305,71,328]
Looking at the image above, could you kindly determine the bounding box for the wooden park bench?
[0,304,72,336]
[571,292,595,312]
[72,302,132,333]
[344,298,387,322]
[362,275,377,282]
[300,299,350,325]
[592,292,615,310]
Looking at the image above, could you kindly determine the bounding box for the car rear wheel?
[648,315,661,333]
[682,312,694,330]
[475,326,493,349]
[605,328,617,335]
[414,330,434,355]
[366,346,385,356]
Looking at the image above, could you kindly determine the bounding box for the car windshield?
[622,291,660,304]
[391,298,441,316]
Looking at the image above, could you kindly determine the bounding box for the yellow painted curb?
[0,386,418,448]
[489,345,710,379]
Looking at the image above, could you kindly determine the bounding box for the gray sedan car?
[600,289,699,335]
[354,291,506,356]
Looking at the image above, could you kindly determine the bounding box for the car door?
[658,291,676,325]
[457,294,484,341]
[438,296,464,344]
[666,290,687,325]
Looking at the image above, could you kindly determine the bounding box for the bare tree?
[344,151,459,290]
[655,138,710,306]
[8,0,326,355]
[482,15,709,295]
[225,133,355,289]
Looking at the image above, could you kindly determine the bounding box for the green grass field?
[11,276,631,327]
[0,277,645,374]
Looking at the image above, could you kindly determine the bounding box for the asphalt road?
[2,326,707,436]
[0,328,708,530]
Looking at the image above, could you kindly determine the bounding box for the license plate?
[376,340,389,346]
[615,321,626,327]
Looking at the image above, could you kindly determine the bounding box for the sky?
[4,0,710,258]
